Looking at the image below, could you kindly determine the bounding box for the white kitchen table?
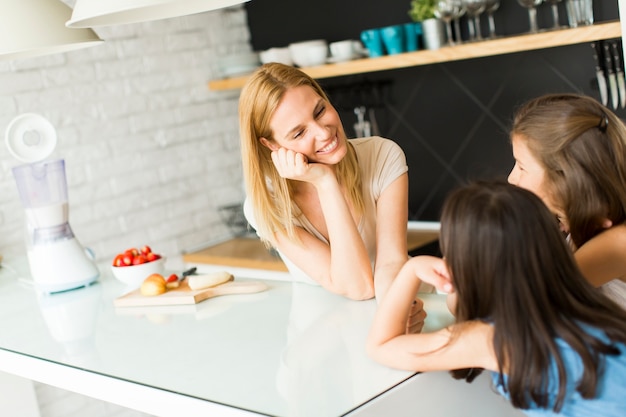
[0,256,523,417]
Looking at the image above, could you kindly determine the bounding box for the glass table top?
[0,256,453,416]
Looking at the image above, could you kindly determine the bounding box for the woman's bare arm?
[273,172,374,300]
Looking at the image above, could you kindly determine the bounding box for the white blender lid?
[5,113,57,163]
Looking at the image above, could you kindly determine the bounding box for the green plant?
[408,0,437,22]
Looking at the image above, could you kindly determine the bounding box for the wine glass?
[435,0,460,46]
[517,0,543,33]
[484,0,500,38]
[463,0,486,41]
[453,0,466,44]
[544,0,564,29]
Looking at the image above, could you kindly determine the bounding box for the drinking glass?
[545,0,564,29]
[452,0,466,44]
[517,0,543,33]
[463,0,486,41]
[484,0,500,38]
[435,0,459,46]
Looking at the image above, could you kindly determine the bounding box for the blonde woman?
[508,93,626,307]
[239,63,423,330]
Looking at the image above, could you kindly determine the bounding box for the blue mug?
[404,22,422,52]
[380,24,405,55]
[360,28,384,57]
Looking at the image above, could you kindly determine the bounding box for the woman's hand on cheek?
[271,147,332,184]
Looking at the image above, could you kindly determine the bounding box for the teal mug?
[360,28,384,57]
[404,22,422,52]
[380,25,405,55]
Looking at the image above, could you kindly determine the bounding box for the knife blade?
[603,41,619,110]
[610,39,626,109]
[591,42,608,106]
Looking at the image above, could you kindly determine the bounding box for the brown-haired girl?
[367,181,626,416]
[508,93,626,307]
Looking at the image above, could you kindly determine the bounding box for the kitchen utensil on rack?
[353,106,371,138]
[368,108,381,137]
[602,41,619,110]
[609,39,625,109]
[591,42,608,106]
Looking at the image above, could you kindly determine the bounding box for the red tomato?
[166,274,179,283]
[112,254,125,267]
[125,248,139,257]
[146,252,160,262]
[132,254,147,265]
[140,245,152,255]
[122,253,133,266]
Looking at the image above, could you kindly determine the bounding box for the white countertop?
[0,255,523,417]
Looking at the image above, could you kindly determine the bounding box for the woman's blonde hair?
[511,93,626,248]
[238,63,363,246]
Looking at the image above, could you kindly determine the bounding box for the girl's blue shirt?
[491,326,626,416]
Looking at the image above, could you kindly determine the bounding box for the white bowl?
[216,52,261,78]
[111,257,166,288]
[259,47,293,65]
[289,40,328,67]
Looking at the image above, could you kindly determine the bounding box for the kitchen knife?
[610,39,626,109]
[603,41,619,110]
[591,42,608,106]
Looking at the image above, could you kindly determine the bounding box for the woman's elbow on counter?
[341,281,375,300]
[320,271,375,300]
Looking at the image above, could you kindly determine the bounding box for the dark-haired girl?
[367,181,626,416]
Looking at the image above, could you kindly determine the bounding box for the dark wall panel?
[245,0,623,220]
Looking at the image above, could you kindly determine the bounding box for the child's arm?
[367,256,498,373]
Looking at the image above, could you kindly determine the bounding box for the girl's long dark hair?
[440,180,626,411]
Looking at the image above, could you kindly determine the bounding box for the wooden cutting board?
[114,279,269,308]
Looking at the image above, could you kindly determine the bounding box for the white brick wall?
[0,6,250,262]
[0,3,253,416]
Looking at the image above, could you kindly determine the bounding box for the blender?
[6,113,99,293]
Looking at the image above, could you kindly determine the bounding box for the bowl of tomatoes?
[111,245,165,288]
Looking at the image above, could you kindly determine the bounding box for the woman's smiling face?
[264,85,348,164]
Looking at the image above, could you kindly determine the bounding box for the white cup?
[330,40,357,61]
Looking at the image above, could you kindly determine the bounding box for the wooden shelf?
[208,20,622,91]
